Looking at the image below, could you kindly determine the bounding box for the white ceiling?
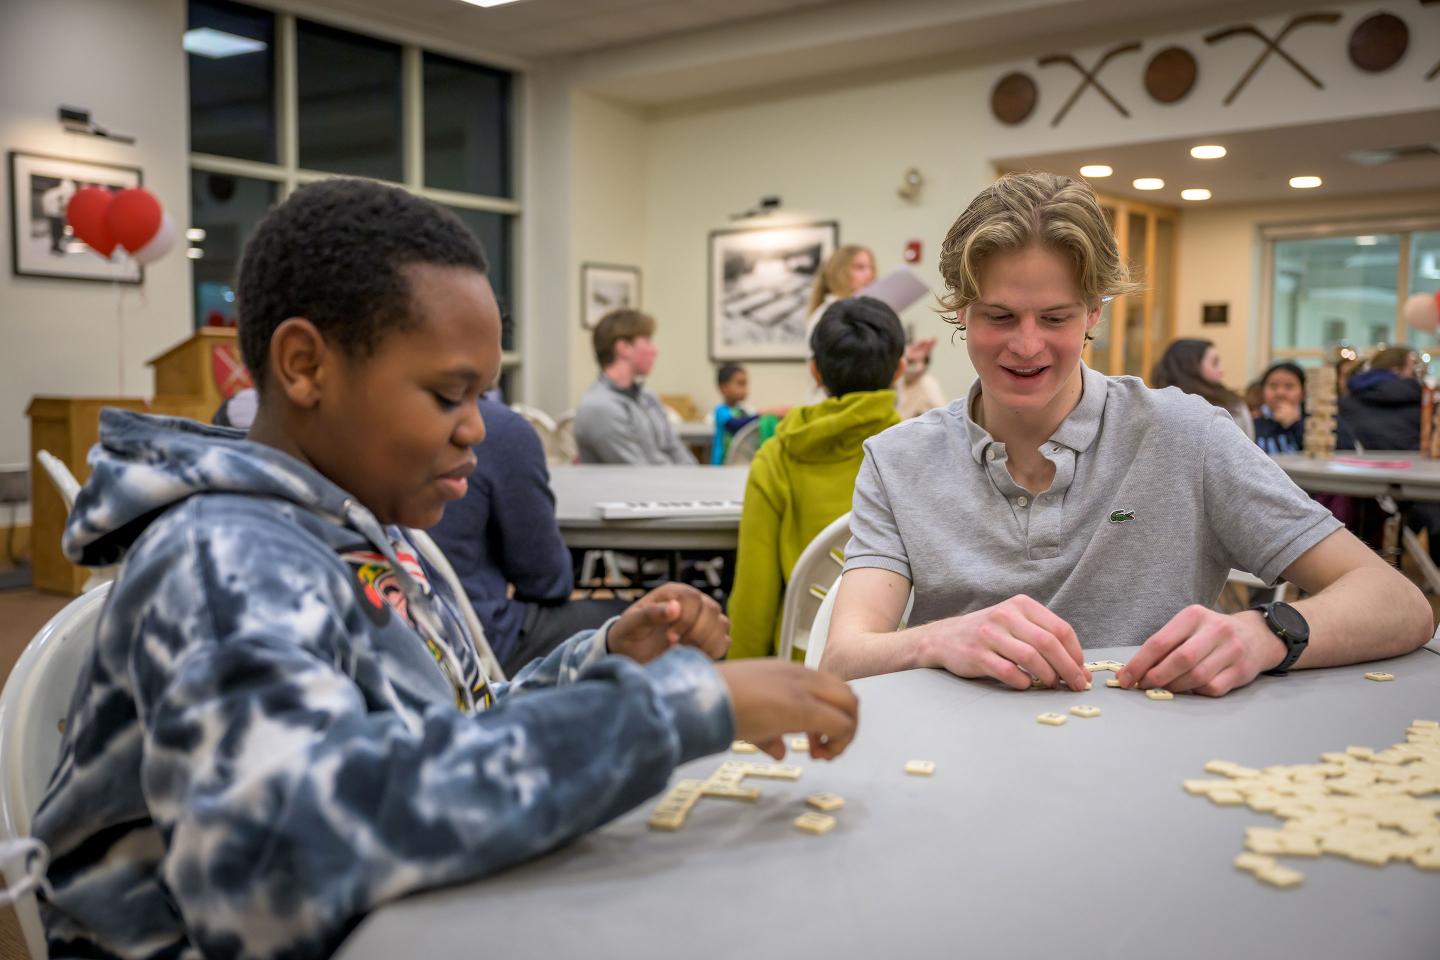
[996,111,1440,207]
[297,0,851,60]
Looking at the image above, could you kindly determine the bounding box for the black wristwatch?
[1254,601,1309,676]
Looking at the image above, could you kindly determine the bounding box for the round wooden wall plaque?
[1349,13,1408,73]
[991,72,1037,125]
[1144,46,1198,103]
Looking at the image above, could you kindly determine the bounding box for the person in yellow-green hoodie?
[727,296,908,659]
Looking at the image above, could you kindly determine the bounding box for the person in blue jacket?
[32,178,858,960]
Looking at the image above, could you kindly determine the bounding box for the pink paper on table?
[1332,457,1411,469]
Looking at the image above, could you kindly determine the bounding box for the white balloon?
[1404,292,1440,334]
[133,213,177,265]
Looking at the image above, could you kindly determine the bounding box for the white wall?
[1175,190,1440,387]
[0,0,190,477]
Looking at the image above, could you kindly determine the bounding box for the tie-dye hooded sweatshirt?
[32,409,733,960]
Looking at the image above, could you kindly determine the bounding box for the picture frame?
[8,151,143,284]
[581,262,641,330]
[708,220,837,361]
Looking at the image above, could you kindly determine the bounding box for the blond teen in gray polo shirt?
[822,173,1431,696]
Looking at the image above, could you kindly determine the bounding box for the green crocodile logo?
[1108,510,1136,524]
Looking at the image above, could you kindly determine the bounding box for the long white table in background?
[338,643,1440,960]
[548,464,748,550]
[1274,451,1440,502]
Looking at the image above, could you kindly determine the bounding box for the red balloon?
[106,188,164,254]
[65,187,117,258]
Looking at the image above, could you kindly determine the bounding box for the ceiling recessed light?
[1132,178,1164,190]
[182,27,267,58]
[1355,235,1378,246]
[1289,175,1323,189]
[1190,145,1226,160]
[456,0,526,6]
[1181,188,1212,201]
[1079,164,1113,178]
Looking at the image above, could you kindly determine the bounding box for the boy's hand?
[715,660,859,761]
[607,583,730,663]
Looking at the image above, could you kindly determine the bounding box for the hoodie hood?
[65,408,356,567]
[774,389,900,464]
[1345,369,1421,407]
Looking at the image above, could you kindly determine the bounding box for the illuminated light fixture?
[1132,178,1164,190]
[185,227,207,242]
[1079,164,1113,178]
[1181,188,1212,201]
[183,27,267,58]
[1289,175,1323,189]
[186,248,204,260]
[1354,235,1378,246]
[456,0,526,6]
[1190,145,1227,159]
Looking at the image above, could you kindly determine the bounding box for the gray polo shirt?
[844,365,1342,648]
[575,375,697,465]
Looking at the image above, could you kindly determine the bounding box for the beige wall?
[1174,190,1440,390]
[0,0,190,479]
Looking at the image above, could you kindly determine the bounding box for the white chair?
[510,404,567,467]
[35,451,79,513]
[776,513,852,661]
[724,419,762,465]
[1223,568,1290,608]
[553,411,578,465]
[804,573,913,670]
[0,582,111,960]
[35,450,115,593]
[406,529,506,683]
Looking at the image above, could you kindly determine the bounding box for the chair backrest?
[553,411,578,466]
[36,451,80,513]
[724,419,762,466]
[405,529,506,683]
[510,404,569,466]
[0,582,110,960]
[804,574,913,670]
[776,512,852,661]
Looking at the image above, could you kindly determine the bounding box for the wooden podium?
[26,327,246,594]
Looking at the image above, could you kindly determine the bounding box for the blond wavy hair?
[807,244,875,314]
[937,172,1141,321]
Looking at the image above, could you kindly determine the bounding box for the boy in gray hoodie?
[33,179,858,960]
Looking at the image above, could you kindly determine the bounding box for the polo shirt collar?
[963,363,1108,464]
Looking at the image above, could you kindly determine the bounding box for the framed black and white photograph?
[708,220,837,361]
[8,151,142,283]
[581,262,641,330]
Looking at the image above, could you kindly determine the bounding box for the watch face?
[1271,602,1307,640]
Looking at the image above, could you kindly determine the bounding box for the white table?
[1274,451,1440,502]
[549,464,747,550]
[338,644,1440,960]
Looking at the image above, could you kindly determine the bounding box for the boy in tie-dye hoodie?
[33,179,859,960]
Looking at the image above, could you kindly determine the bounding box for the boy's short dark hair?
[810,296,905,397]
[716,362,745,386]
[237,178,488,391]
[592,309,656,367]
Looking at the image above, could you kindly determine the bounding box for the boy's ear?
[808,358,825,392]
[891,356,907,386]
[267,317,330,409]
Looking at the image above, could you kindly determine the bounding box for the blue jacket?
[33,410,732,960]
[428,400,572,664]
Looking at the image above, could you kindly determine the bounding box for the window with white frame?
[184,0,521,397]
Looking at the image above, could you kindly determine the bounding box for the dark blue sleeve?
[485,413,574,604]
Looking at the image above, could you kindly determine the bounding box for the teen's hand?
[1270,400,1302,429]
[1118,606,1284,697]
[917,595,1089,692]
[607,583,729,663]
[715,659,859,761]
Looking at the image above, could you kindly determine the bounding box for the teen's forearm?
[1291,566,1432,669]
[821,622,932,680]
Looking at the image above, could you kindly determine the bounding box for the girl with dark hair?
[1151,338,1253,440]
[1253,362,1307,454]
